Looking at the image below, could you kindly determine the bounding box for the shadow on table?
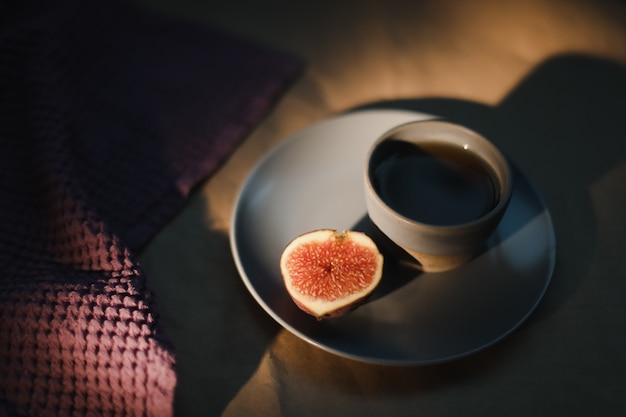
[139,192,283,417]
[215,53,626,415]
[355,52,626,324]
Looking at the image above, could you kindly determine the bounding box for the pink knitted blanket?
[0,1,300,416]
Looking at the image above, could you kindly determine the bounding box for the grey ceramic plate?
[230,109,556,365]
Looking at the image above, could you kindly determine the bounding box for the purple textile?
[0,1,301,416]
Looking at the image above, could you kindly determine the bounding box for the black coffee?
[369,139,498,226]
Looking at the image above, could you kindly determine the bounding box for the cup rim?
[364,119,513,232]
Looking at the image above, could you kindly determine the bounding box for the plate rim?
[229,109,556,365]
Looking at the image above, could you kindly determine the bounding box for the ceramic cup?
[364,120,512,272]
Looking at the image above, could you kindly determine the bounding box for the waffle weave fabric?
[0,1,301,416]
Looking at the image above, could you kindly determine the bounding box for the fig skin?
[293,297,368,320]
[280,229,384,319]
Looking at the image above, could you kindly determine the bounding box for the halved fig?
[280,229,384,319]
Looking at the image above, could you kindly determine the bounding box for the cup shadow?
[350,214,422,301]
[352,152,547,308]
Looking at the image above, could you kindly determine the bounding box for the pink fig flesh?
[280,229,383,319]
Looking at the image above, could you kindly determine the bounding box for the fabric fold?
[0,1,301,416]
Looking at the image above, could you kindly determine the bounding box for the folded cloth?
[0,1,301,416]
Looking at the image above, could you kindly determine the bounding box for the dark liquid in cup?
[369,139,499,226]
